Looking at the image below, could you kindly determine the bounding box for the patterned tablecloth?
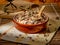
[0,0,60,45]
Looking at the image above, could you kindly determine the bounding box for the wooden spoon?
[38,5,45,17]
[32,5,46,20]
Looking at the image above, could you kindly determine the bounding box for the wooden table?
[48,27,60,45]
[0,28,60,45]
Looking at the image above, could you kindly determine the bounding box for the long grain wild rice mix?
[16,9,46,25]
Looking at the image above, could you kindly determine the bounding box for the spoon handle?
[38,5,45,16]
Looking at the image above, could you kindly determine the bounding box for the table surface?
[48,27,60,45]
[0,28,60,45]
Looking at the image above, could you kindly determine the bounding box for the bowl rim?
[13,14,49,27]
